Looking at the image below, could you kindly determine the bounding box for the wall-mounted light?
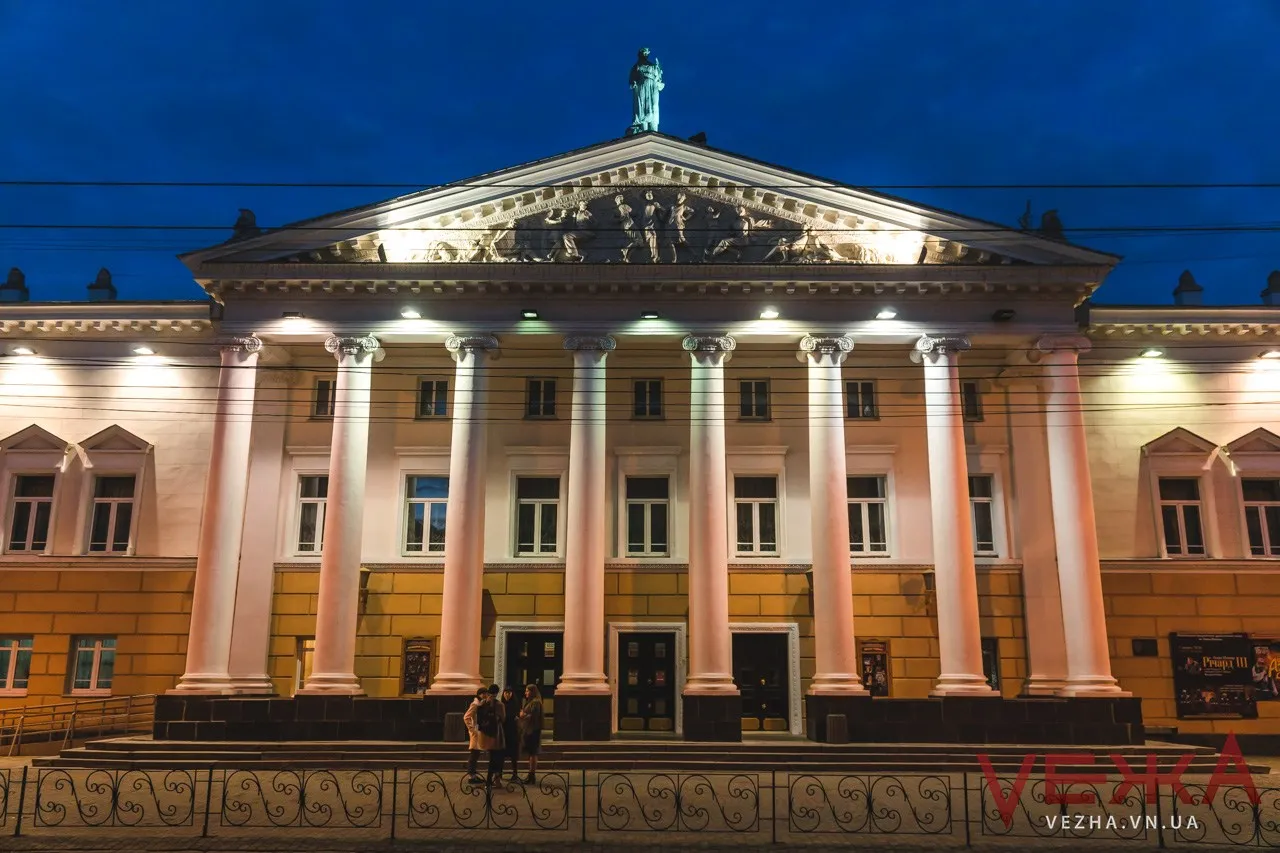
[992,308,1017,322]
[521,309,540,320]
[400,307,422,319]
[282,311,304,320]
[132,345,156,356]
[759,307,780,320]
[641,310,660,320]
[11,346,35,356]
[1140,348,1165,359]
[876,308,897,320]
[1260,349,1280,360]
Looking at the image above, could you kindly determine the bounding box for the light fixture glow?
[400,307,422,319]
[11,346,34,356]
[641,310,660,320]
[1260,349,1280,359]
[759,307,780,320]
[282,311,305,321]
[521,309,539,320]
[876,308,897,320]
[132,345,155,356]
[1140,348,1165,359]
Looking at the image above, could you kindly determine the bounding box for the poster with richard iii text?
[1170,633,1258,719]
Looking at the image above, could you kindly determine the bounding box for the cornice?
[0,318,213,336]
[0,556,197,571]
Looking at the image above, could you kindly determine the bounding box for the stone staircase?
[33,735,1267,775]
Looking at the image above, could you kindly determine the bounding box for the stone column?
[299,334,380,695]
[172,336,262,694]
[915,334,996,696]
[429,335,499,694]
[681,334,741,741]
[555,335,615,739]
[1036,335,1128,696]
[800,335,869,696]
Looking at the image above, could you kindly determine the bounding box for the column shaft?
[1039,339,1127,696]
[802,336,868,696]
[172,337,262,694]
[430,335,498,694]
[917,336,995,696]
[300,335,379,695]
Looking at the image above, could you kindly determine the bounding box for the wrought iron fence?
[1,765,1278,847]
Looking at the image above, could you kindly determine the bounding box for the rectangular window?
[625,476,670,556]
[295,475,329,554]
[968,475,997,555]
[526,378,557,418]
[739,380,771,420]
[633,379,663,418]
[846,381,879,420]
[87,475,136,554]
[405,475,448,554]
[1243,478,1280,557]
[961,381,983,422]
[69,636,115,693]
[294,637,315,694]
[312,377,336,419]
[8,474,55,552]
[416,378,448,419]
[0,636,33,692]
[515,476,560,555]
[1159,477,1206,556]
[734,475,779,555]
[847,476,889,555]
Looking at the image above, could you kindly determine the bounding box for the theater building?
[0,133,1277,741]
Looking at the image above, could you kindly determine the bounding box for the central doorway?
[499,627,564,724]
[732,631,791,733]
[616,631,678,732]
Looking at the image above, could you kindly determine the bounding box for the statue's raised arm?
[626,47,663,136]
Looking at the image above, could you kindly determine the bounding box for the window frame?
[1157,476,1208,558]
[623,474,672,557]
[727,449,787,561]
[845,380,880,420]
[402,473,449,557]
[1142,431,1221,559]
[847,474,891,557]
[738,379,772,421]
[293,472,330,557]
[85,474,139,555]
[524,377,558,419]
[0,635,33,696]
[415,377,450,420]
[4,472,58,555]
[632,378,664,420]
[71,426,151,557]
[614,447,680,562]
[1227,431,1280,560]
[968,474,999,557]
[960,379,984,423]
[512,474,565,558]
[311,376,337,420]
[67,635,116,696]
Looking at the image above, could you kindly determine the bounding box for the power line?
[5,179,1280,190]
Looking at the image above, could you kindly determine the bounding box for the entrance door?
[617,632,677,732]
[504,631,563,720]
[732,632,790,732]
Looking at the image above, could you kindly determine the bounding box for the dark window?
[961,381,983,422]
[846,381,878,419]
[0,636,33,690]
[88,476,136,554]
[1158,477,1205,556]
[312,377,336,418]
[516,476,560,554]
[416,379,448,418]
[1243,478,1280,557]
[625,476,670,556]
[734,475,779,554]
[405,476,448,553]
[296,475,329,554]
[633,379,663,418]
[8,474,54,552]
[739,380,770,420]
[968,475,996,554]
[526,379,557,418]
[70,636,115,693]
[847,476,888,554]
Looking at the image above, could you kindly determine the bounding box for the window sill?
[0,688,28,698]
[511,555,564,562]
[66,690,113,698]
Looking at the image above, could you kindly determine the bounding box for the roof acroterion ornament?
[626,47,663,136]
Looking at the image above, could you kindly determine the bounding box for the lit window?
[734,475,779,555]
[87,475,136,554]
[961,380,983,422]
[7,474,54,553]
[526,379,557,418]
[515,476,560,555]
[846,381,878,420]
[69,636,115,694]
[405,476,448,554]
[416,379,449,419]
[633,379,663,418]
[312,377,336,419]
[968,475,997,555]
[625,476,669,556]
[1159,477,1206,557]
[295,475,328,554]
[0,637,33,692]
[739,380,770,420]
[1243,478,1280,557]
[848,476,889,555]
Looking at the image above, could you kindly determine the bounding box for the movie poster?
[401,638,433,695]
[1170,633,1258,719]
[859,639,890,697]
[1252,638,1280,701]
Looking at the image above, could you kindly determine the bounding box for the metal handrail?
[1,693,155,756]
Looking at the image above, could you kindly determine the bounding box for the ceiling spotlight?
[521,309,540,320]
[641,310,660,320]
[400,307,422,319]
[11,346,34,356]
[876,308,897,320]
[1140,348,1164,359]
[1260,349,1280,359]
[132,345,156,356]
[759,307,780,320]
[992,308,1017,322]
[281,311,305,320]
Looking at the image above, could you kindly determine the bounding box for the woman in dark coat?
[498,686,521,782]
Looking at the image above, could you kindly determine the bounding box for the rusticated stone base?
[152,694,472,741]
[682,694,743,742]
[552,694,612,741]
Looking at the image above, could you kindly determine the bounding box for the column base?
[427,672,484,695]
[1021,676,1068,697]
[1058,676,1131,698]
[682,673,739,695]
[805,693,873,742]
[930,674,999,696]
[682,693,742,742]
[168,673,237,695]
[296,672,364,696]
[807,673,871,696]
[556,674,611,693]
[224,675,276,695]
[553,693,612,741]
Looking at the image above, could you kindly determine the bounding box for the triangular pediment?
[1143,427,1218,457]
[183,134,1116,272]
[0,424,69,453]
[1226,428,1280,455]
[80,425,151,453]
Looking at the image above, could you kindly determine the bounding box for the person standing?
[518,683,545,785]
[461,686,489,785]
[498,686,521,781]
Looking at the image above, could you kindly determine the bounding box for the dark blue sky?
[2,0,1278,304]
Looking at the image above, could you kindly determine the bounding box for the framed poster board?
[859,638,891,697]
[1251,638,1280,702]
[401,638,433,695]
[1170,632,1257,719]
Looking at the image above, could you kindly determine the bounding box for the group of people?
[463,683,545,786]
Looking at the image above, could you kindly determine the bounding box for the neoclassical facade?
[1,134,1277,742]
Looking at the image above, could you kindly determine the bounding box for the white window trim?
[2,471,64,558]
[0,635,32,696]
[738,378,772,421]
[506,447,569,561]
[415,376,450,420]
[965,447,1011,561]
[1227,439,1280,560]
[614,447,680,562]
[75,439,150,557]
[68,636,115,696]
[524,377,558,419]
[280,449,330,561]
[396,450,451,561]
[632,378,665,419]
[846,446,900,560]
[1144,445,1222,559]
[311,375,337,420]
[845,378,880,420]
[727,447,788,561]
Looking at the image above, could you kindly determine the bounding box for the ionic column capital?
[324,334,381,360]
[217,335,263,355]
[682,334,736,353]
[799,334,853,365]
[913,334,971,363]
[445,334,500,361]
[563,335,617,352]
[1034,334,1093,356]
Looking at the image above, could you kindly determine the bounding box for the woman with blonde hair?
[518,683,545,784]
